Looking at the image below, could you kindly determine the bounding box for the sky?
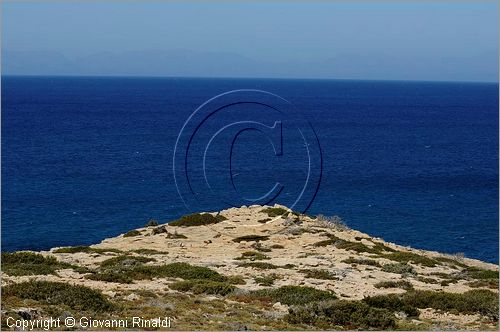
[2,1,499,82]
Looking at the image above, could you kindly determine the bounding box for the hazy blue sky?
[2,1,498,81]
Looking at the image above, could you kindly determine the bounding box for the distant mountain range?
[3,49,498,82]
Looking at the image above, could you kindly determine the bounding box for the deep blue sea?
[2,76,498,263]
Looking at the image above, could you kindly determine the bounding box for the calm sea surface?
[2,76,498,262]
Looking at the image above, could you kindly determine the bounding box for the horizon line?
[2,74,499,85]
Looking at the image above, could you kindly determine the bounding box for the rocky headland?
[2,205,498,330]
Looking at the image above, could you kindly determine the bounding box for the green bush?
[363,294,420,318]
[342,257,381,267]
[404,289,498,320]
[364,289,499,321]
[99,255,155,269]
[226,275,246,285]
[151,262,226,281]
[336,241,375,253]
[53,246,122,254]
[123,230,142,237]
[383,251,438,267]
[234,251,270,261]
[313,236,394,255]
[232,235,269,243]
[169,213,227,227]
[249,286,336,306]
[434,256,468,268]
[1,252,76,276]
[146,219,159,227]
[87,271,134,284]
[301,269,338,280]
[415,276,440,284]
[468,279,499,289]
[129,249,168,255]
[151,226,168,235]
[87,261,225,284]
[313,239,336,247]
[254,276,275,286]
[261,207,288,217]
[374,280,413,290]
[286,300,396,330]
[86,255,156,283]
[169,279,235,296]
[381,263,416,276]
[237,262,279,270]
[2,281,113,312]
[465,267,499,280]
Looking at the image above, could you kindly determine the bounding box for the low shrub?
[232,235,269,243]
[87,261,226,283]
[53,246,122,254]
[86,255,156,283]
[431,267,499,286]
[374,280,413,290]
[286,300,396,330]
[434,256,468,268]
[234,251,270,261]
[270,244,285,249]
[364,289,499,321]
[142,263,223,281]
[404,289,499,320]
[151,226,168,235]
[258,218,272,223]
[261,207,288,217]
[249,286,336,306]
[87,271,134,284]
[99,255,155,269]
[226,275,246,285]
[336,241,380,254]
[383,252,438,267]
[301,269,338,280]
[371,242,397,253]
[465,267,499,280]
[1,252,77,276]
[2,281,113,312]
[342,257,381,267]
[146,219,159,227]
[362,294,420,318]
[169,279,235,296]
[237,262,279,270]
[313,235,394,255]
[155,263,226,281]
[129,249,168,255]
[468,279,499,289]
[381,263,416,276]
[415,276,440,284]
[254,276,275,286]
[430,272,452,278]
[169,213,227,227]
[123,230,142,237]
